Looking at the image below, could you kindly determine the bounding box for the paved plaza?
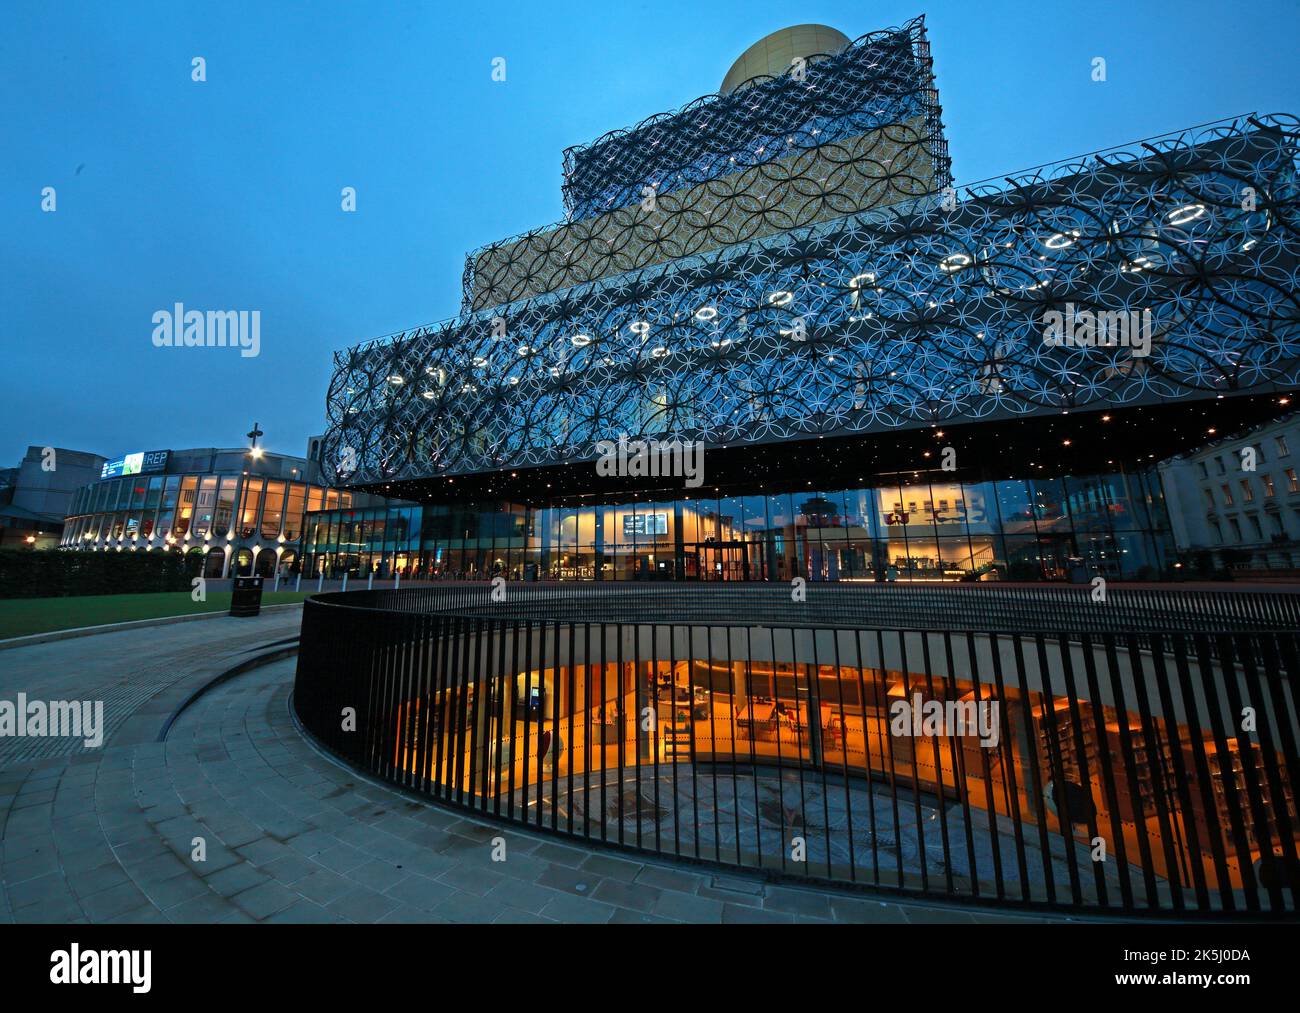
[0,612,1063,924]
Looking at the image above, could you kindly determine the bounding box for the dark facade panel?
[557,15,949,221]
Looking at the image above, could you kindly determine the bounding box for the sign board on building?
[101,450,170,480]
[623,513,668,537]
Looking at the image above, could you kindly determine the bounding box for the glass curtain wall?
[299,469,1174,582]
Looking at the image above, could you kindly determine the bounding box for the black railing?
[293,584,1300,917]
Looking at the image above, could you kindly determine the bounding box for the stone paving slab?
[0,620,1070,924]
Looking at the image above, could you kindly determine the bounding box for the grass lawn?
[0,591,313,640]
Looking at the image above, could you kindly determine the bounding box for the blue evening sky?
[2,0,1297,465]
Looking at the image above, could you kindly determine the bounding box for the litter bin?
[230,576,264,617]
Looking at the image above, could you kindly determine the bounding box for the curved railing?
[293,584,1300,917]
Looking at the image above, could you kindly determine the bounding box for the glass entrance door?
[688,541,750,581]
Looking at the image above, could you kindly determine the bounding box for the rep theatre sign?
[101,449,170,480]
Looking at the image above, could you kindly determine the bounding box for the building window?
[1221,484,1234,506]
[1287,468,1299,493]
[1197,461,1208,479]
[1248,514,1263,539]
[1240,479,1254,502]
[1277,435,1291,457]
[1203,489,1215,509]
[1229,518,1242,541]
[1215,456,1226,475]
[1263,473,1276,497]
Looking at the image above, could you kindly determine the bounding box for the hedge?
[0,549,205,599]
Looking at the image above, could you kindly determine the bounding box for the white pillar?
[317,571,324,592]
[367,572,374,590]
[394,571,401,590]
[295,572,302,592]
[341,572,348,592]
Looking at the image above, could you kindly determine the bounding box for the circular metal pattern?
[322,114,1300,488]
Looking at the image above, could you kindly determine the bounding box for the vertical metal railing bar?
[615,618,625,846]
[1192,632,1260,912]
[518,618,534,827]
[477,620,495,811]
[1056,631,1108,908]
[831,629,859,886]
[1172,633,1236,911]
[650,623,662,857]
[414,614,433,796]
[547,621,561,831]
[1120,632,1185,913]
[402,613,421,790]
[393,612,413,784]
[964,630,1004,902]
[1256,633,1300,912]
[809,627,834,878]
[851,629,880,887]
[633,621,643,852]
[789,625,810,877]
[988,632,1032,904]
[457,615,477,805]
[582,621,592,842]
[566,621,577,836]
[1101,634,1159,909]
[725,622,742,868]
[874,628,905,890]
[770,624,788,876]
[1079,633,1136,910]
[436,613,453,800]
[505,621,520,821]
[744,625,762,871]
[492,621,508,816]
[670,621,683,860]
[895,629,929,895]
[367,607,392,780]
[465,615,484,811]
[1212,634,1282,912]
[1222,633,1291,913]
[705,625,723,865]
[1013,633,1057,907]
[1148,632,1210,912]
[944,630,980,901]
[535,621,550,830]
[431,614,452,801]
[358,607,380,776]
[387,613,406,788]
[599,621,608,845]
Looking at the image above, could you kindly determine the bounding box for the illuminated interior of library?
[300,467,1171,582]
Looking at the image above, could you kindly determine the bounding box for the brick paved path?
[0,615,1059,923]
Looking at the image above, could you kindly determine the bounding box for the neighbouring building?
[1158,410,1300,577]
[58,440,391,577]
[0,446,107,549]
